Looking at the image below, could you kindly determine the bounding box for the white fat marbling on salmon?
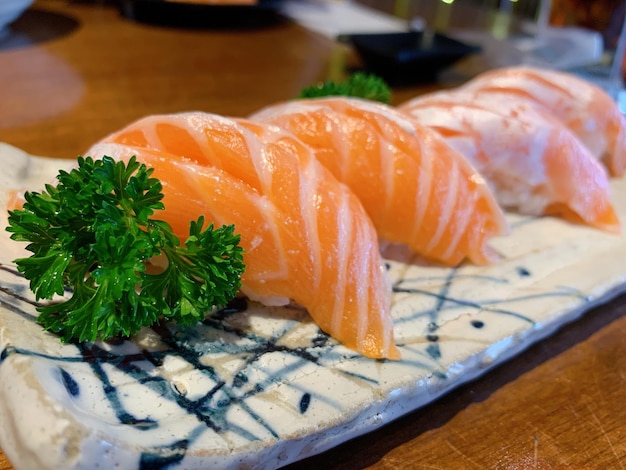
[425,154,459,253]
[251,96,508,266]
[408,134,432,243]
[294,142,323,293]
[329,192,351,337]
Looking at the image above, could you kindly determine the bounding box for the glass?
[352,0,626,101]
[539,0,626,100]
[440,0,626,100]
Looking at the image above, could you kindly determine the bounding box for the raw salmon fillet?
[87,112,399,359]
[399,90,620,233]
[250,97,508,266]
[461,66,626,176]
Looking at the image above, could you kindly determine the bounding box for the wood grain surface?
[1,1,625,469]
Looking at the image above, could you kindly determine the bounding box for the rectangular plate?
[1,142,625,469]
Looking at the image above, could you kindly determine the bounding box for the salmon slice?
[87,113,399,359]
[398,90,620,233]
[250,97,508,266]
[461,66,626,177]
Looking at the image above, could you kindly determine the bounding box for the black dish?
[119,0,284,29]
[343,31,481,85]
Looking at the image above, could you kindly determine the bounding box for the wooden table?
[1,1,626,469]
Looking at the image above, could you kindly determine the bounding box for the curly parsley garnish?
[7,155,245,343]
[298,72,392,104]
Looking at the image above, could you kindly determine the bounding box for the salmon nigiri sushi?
[87,112,399,359]
[398,90,620,233]
[250,97,508,266]
[461,66,626,176]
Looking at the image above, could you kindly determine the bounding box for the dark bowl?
[119,0,284,29]
[344,31,481,86]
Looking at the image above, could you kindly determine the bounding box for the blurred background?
[356,0,626,103]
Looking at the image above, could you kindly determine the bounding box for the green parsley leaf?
[6,155,245,343]
[298,72,392,104]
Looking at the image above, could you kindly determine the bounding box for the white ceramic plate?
[1,142,625,469]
